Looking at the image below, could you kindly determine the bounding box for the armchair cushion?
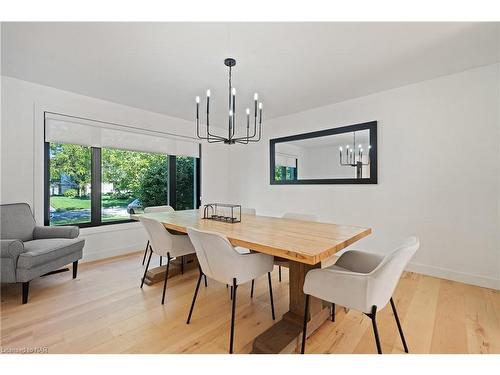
[0,203,36,242]
[18,238,85,269]
[33,226,79,239]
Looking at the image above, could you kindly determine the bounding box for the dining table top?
[131,209,371,265]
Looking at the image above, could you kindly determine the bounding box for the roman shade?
[275,153,297,167]
[45,113,200,158]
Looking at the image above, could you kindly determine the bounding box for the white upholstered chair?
[186,227,275,354]
[276,212,318,282]
[139,216,196,305]
[301,237,420,354]
[141,205,175,266]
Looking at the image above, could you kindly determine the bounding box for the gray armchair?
[0,203,85,304]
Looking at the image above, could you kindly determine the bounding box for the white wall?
[228,64,500,289]
[0,76,230,262]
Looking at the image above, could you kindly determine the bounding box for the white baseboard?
[81,242,144,263]
[406,261,500,290]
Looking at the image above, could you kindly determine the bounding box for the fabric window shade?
[275,153,297,168]
[45,113,200,158]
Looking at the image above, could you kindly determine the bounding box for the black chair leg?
[161,255,171,305]
[141,248,153,288]
[22,282,30,304]
[181,256,184,274]
[141,240,150,265]
[229,278,238,354]
[72,261,78,279]
[204,274,208,287]
[301,294,310,354]
[278,266,282,282]
[250,279,254,298]
[390,297,409,353]
[267,273,275,320]
[331,303,335,322]
[186,267,203,324]
[230,285,233,300]
[160,256,162,266]
[368,305,382,354]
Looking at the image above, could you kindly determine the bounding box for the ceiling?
[2,22,499,126]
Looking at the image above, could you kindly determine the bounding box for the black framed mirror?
[270,121,377,185]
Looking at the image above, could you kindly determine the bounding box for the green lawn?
[50,196,132,211]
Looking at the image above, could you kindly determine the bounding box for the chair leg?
[142,240,150,265]
[390,297,409,353]
[186,267,203,324]
[278,265,282,282]
[160,256,162,267]
[22,282,30,304]
[229,278,238,354]
[368,305,382,354]
[141,248,153,288]
[72,261,78,279]
[161,255,171,305]
[301,294,310,354]
[267,272,275,320]
[204,274,208,287]
[331,303,335,322]
[181,255,184,274]
[250,279,254,298]
[230,285,233,300]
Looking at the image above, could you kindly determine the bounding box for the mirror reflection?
[271,122,377,184]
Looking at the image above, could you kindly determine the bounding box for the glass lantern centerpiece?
[202,203,242,223]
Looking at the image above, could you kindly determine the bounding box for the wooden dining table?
[133,209,371,353]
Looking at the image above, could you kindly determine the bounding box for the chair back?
[144,205,174,213]
[369,237,420,309]
[241,207,256,215]
[187,227,242,284]
[282,212,317,222]
[139,216,173,257]
[0,203,36,241]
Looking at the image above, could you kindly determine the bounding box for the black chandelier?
[195,58,263,145]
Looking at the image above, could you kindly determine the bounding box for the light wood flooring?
[1,252,499,354]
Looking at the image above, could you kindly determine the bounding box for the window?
[175,156,196,210]
[101,148,169,223]
[46,144,200,227]
[48,143,92,226]
[274,165,298,182]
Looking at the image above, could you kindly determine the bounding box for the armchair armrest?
[1,239,24,260]
[33,226,79,239]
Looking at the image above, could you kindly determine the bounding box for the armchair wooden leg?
[22,282,30,304]
[250,279,254,298]
[72,261,78,279]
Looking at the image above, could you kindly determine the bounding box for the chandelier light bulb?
[232,87,236,96]
[346,145,349,149]
[358,144,362,148]
[259,103,263,110]
[339,146,343,151]
[195,96,200,103]
[206,89,211,97]
[254,93,259,101]
[246,108,250,115]
[229,109,233,116]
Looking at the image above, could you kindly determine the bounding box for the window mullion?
[91,147,102,225]
[168,155,177,209]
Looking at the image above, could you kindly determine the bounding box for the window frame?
[44,143,201,228]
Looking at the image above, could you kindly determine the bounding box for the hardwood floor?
[1,252,499,354]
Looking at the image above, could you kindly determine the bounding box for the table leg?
[251,260,330,353]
